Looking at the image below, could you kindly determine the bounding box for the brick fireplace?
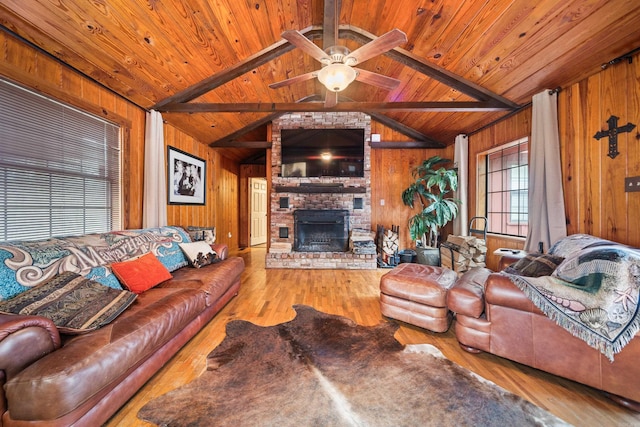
[266,112,376,269]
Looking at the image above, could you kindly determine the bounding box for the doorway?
[249,178,268,246]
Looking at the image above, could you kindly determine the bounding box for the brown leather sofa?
[0,242,244,426]
[447,258,640,411]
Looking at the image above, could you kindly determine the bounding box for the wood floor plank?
[105,246,640,426]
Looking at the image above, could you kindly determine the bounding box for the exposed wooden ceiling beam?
[209,113,282,147]
[160,101,510,113]
[368,112,444,147]
[218,140,442,151]
[341,26,519,109]
[206,95,446,148]
[210,140,271,148]
[370,141,444,149]
[152,34,309,109]
[323,0,338,50]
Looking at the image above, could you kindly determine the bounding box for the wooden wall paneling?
[584,73,603,238]
[164,127,233,237]
[600,61,629,243]
[370,145,452,250]
[558,82,579,236]
[215,155,240,250]
[35,52,62,90]
[572,79,592,237]
[129,106,146,228]
[560,53,640,247]
[239,166,249,250]
[266,148,272,251]
[628,52,640,246]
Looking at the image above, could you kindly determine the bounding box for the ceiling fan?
[269,0,407,107]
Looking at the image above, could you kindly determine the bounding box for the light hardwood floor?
[106,246,640,426]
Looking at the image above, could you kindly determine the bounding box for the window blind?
[0,79,121,241]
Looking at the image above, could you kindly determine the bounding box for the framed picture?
[168,146,206,205]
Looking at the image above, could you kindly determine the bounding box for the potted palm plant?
[401,155,460,265]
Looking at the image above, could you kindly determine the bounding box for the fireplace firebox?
[293,209,349,252]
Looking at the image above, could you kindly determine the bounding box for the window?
[477,137,528,237]
[0,79,121,241]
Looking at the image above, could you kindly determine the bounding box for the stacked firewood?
[440,235,487,273]
[349,229,377,255]
[376,225,400,266]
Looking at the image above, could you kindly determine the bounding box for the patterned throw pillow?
[179,241,219,268]
[552,245,640,293]
[548,234,614,258]
[0,271,137,334]
[186,226,216,245]
[111,252,173,294]
[504,253,565,277]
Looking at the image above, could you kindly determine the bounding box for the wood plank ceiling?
[1,0,639,163]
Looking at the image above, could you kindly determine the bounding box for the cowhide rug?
[138,305,571,426]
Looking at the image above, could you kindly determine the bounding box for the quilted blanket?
[503,244,640,361]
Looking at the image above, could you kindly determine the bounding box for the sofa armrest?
[497,254,525,270]
[484,273,543,315]
[211,244,229,260]
[0,314,61,378]
[447,267,492,318]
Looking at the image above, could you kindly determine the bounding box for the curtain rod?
[468,87,561,136]
[601,46,640,69]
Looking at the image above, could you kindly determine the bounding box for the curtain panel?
[453,134,469,236]
[142,110,168,228]
[525,90,567,252]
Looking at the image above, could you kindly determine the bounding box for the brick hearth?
[266,112,376,269]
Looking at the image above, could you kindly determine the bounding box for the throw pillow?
[548,234,614,257]
[179,241,219,268]
[504,253,565,277]
[186,226,216,244]
[111,252,173,294]
[552,245,640,293]
[0,271,137,334]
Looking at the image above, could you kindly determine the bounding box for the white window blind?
[0,79,121,241]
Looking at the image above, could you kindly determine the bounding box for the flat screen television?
[280,128,365,178]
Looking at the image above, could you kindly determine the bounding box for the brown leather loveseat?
[447,234,640,411]
[0,226,245,426]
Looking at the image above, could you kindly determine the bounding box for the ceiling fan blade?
[324,90,338,108]
[269,71,317,89]
[345,29,407,65]
[353,68,401,91]
[281,30,328,63]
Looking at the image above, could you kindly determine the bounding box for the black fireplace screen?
[293,209,349,252]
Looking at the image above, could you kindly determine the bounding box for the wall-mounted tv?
[280,128,365,178]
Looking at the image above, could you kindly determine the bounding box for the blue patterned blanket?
[0,226,191,300]
[503,240,640,361]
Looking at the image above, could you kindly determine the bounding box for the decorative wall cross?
[593,115,636,159]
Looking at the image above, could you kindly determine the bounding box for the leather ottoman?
[379,263,458,332]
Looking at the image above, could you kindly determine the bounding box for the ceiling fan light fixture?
[317,63,357,92]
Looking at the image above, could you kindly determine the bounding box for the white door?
[250,178,268,246]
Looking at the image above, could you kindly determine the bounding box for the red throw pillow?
[111,252,172,294]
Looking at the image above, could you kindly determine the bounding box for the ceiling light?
[317,63,357,92]
[320,152,332,161]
